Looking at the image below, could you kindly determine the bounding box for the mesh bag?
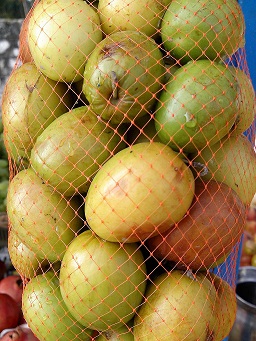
[1,0,256,340]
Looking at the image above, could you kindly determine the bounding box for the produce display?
[0,119,8,213]
[1,0,256,340]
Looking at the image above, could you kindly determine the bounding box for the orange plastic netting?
[1,0,256,340]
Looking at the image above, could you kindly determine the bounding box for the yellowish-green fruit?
[28,0,102,82]
[59,230,147,331]
[133,270,220,341]
[7,168,83,262]
[1,62,73,165]
[98,0,171,38]
[22,271,92,341]
[30,106,126,196]
[97,324,134,340]
[191,133,256,205]
[85,142,195,243]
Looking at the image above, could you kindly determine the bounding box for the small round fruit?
[28,0,102,82]
[59,230,147,331]
[22,271,92,341]
[161,0,245,64]
[85,142,195,243]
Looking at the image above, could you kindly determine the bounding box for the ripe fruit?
[22,271,92,341]
[28,0,102,82]
[97,324,134,340]
[0,326,40,341]
[7,168,84,262]
[83,31,165,125]
[1,63,73,166]
[161,0,245,64]
[0,294,20,332]
[155,60,238,153]
[147,180,246,270]
[59,230,147,331]
[133,270,219,341]
[30,106,126,196]
[0,275,23,307]
[191,133,256,205]
[85,142,195,243]
[98,0,171,38]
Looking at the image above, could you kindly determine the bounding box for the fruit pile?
[1,0,256,340]
[0,118,8,213]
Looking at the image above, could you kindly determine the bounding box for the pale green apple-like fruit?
[7,168,83,262]
[30,106,126,196]
[28,0,102,82]
[1,62,73,166]
[155,60,238,153]
[161,0,245,64]
[83,31,165,125]
[98,0,171,38]
[59,230,147,331]
[22,271,93,341]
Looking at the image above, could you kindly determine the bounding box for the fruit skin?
[7,168,84,262]
[59,230,147,331]
[133,270,219,341]
[30,106,126,196]
[191,133,256,205]
[83,31,165,125]
[28,0,102,82]
[155,60,238,153]
[1,62,73,166]
[229,67,256,136]
[147,180,246,270]
[22,271,92,341]
[0,294,20,332]
[98,0,171,38]
[8,228,52,279]
[161,0,245,64]
[85,142,195,243]
[96,324,134,340]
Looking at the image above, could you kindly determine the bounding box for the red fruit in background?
[0,275,23,307]
[0,294,20,332]
[0,326,40,341]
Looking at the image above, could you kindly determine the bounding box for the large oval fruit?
[59,230,147,331]
[147,180,246,270]
[98,0,171,38]
[30,106,126,196]
[1,62,73,166]
[22,271,92,341]
[161,0,245,64]
[191,134,256,205]
[7,168,83,262]
[85,142,195,243]
[133,270,219,341]
[83,31,165,125]
[28,0,102,82]
[155,60,238,153]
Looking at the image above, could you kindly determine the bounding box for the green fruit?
[30,106,126,196]
[83,31,165,125]
[191,134,256,205]
[22,271,92,341]
[7,168,83,262]
[85,142,195,243]
[28,0,102,82]
[133,270,219,341]
[98,0,171,38]
[97,324,134,340]
[155,60,238,153]
[59,230,147,331]
[0,180,9,199]
[2,63,73,164]
[161,0,245,64]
